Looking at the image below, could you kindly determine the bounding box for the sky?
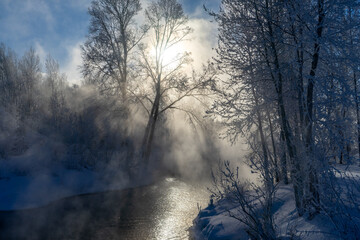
[0,0,221,85]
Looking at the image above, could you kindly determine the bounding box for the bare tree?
[45,55,67,130]
[0,44,19,109]
[18,47,41,120]
[81,0,145,104]
[138,0,215,165]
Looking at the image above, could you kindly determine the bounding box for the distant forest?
[0,0,218,180]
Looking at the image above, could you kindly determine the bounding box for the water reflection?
[154,178,208,239]
[0,177,209,240]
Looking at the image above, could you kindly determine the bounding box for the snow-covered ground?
[191,185,336,240]
[191,165,360,240]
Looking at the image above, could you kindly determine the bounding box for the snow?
[191,165,360,240]
[191,200,247,240]
[192,185,338,240]
[0,168,130,211]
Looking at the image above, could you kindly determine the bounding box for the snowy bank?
[191,164,360,240]
[191,184,340,240]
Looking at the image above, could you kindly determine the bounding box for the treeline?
[0,0,218,179]
[79,0,217,176]
[208,0,360,238]
[0,44,136,175]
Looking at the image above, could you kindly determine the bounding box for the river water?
[0,177,209,240]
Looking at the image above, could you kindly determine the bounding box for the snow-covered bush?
[319,166,360,239]
[209,161,277,240]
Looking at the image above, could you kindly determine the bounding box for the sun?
[150,43,187,70]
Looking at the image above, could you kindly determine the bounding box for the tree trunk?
[278,91,304,216]
[264,1,304,214]
[354,72,360,163]
[141,80,161,167]
[252,85,272,194]
[266,108,280,183]
[304,0,324,216]
[247,46,273,192]
[280,130,289,184]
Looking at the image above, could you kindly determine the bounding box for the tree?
[17,47,41,120]
[207,0,298,211]
[208,0,360,217]
[0,44,19,109]
[81,0,145,104]
[138,0,215,165]
[44,55,67,130]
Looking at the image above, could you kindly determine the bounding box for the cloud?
[33,41,83,85]
[185,18,218,70]
[67,0,92,9]
[1,0,55,32]
[0,0,218,86]
[24,0,55,26]
[34,42,47,64]
[138,1,218,72]
[62,43,84,85]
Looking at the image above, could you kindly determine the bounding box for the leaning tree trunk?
[141,80,161,167]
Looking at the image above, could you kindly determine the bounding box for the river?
[0,177,209,240]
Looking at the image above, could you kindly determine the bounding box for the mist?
[1,0,357,239]
[0,0,260,239]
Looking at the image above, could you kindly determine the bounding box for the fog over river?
[0,177,210,240]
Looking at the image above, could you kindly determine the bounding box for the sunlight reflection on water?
[0,177,210,240]
[153,178,209,240]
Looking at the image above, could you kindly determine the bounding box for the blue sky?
[0,0,220,83]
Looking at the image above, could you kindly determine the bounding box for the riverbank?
[191,165,360,240]
[191,184,336,240]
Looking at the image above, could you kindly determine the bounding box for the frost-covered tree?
[44,56,67,130]
[17,47,41,119]
[81,0,145,103]
[138,0,215,165]
[209,0,360,219]
[0,44,19,109]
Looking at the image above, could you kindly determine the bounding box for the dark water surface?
[0,178,209,240]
